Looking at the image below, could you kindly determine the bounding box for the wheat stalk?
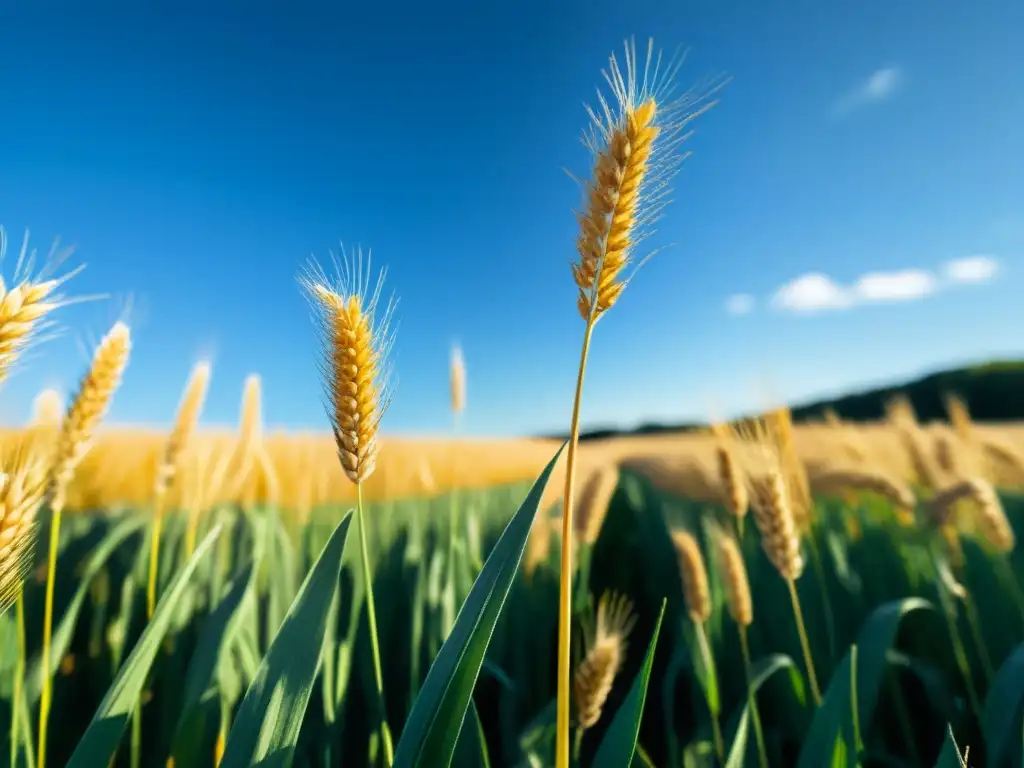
[731,414,821,705]
[0,229,82,386]
[808,466,916,513]
[146,360,211,616]
[710,422,749,528]
[573,591,636,739]
[450,343,465,416]
[574,464,619,546]
[670,528,723,757]
[0,446,49,614]
[39,320,130,768]
[301,245,397,765]
[709,523,766,767]
[556,39,723,766]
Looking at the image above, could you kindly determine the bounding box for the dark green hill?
[544,359,1024,442]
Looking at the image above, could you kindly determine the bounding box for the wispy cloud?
[724,293,755,316]
[766,256,1000,315]
[851,269,937,302]
[771,274,852,313]
[943,255,999,284]
[832,67,902,117]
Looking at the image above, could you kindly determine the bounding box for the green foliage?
[10,459,1024,767]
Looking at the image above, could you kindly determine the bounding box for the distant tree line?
[543,360,1024,442]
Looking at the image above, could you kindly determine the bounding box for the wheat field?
[2,33,1023,768]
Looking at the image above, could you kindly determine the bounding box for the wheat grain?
[49,321,131,510]
[574,464,619,545]
[574,591,637,729]
[710,423,748,521]
[450,343,465,415]
[31,389,64,429]
[713,528,752,627]
[808,466,916,511]
[155,360,211,497]
[0,446,48,613]
[301,249,396,486]
[572,39,723,322]
[671,529,711,622]
[731,417,805,581]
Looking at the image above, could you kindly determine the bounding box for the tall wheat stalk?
[444,343,466,636]
[573,591,636,761]
[1,443,50,768]
[302,246,398,766]
[39,320,130,768]
[731,413,822,706]
[147,360,210,617]
[555,39,721,766]
[671,529,723,759]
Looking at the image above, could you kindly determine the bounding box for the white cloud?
[852,269,937,302]
[771,273,853,313]
[724,293,755,316]
[833,67,902,116]
[771,256,998,316]
[943,255,999,284]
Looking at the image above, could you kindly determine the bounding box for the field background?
[6,364,1024,767]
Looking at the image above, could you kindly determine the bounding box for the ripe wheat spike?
[808,466,916,511]
[0,228,82,385]
[572,38,724,322]
[155,360,211,497]
[301,247,397,485]
[928,477,1014,553]
[671,529,711,623]
[730,415,805,581]
[31,388,64,429]
[450,343,465,415]
[712,526,753,627]
[711,421,748,521]
[0,445,49,614]
[574,463,619,545]
[49,321,132,511]
[574,591,637,730]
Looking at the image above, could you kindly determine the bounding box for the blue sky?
[0,0,1021,436]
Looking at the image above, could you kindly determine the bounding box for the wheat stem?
[556,319,595,768]
[805,533,837,667]
[738,625,768,768]
[929,540,984,724]
[146,489,168,618]
[37,503,62,768]
[695,621,723,760]
[357,482,394,766]
[962,593,994,685]
[10,586,24,767]
[787,578,821,706]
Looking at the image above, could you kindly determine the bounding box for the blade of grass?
[592,599,667,768]
[170,562,257,766]
[64,525,222,768]
[982,642,1024,766]
[724,654,802,768]
[393,444,565,768]
[218,512,353,768]
[796,597,933,768]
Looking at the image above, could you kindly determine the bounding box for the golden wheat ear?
[299,246,398,486]
[156,360,212,496]
[571,38,726,323]
[450,343,466,416]
[573,590,636,730]
[0,228,88,386]
[671,529,711,623]
[50,321,132,510]
[0,446,49,613]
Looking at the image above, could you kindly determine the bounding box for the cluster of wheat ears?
[2,35,1019,768]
